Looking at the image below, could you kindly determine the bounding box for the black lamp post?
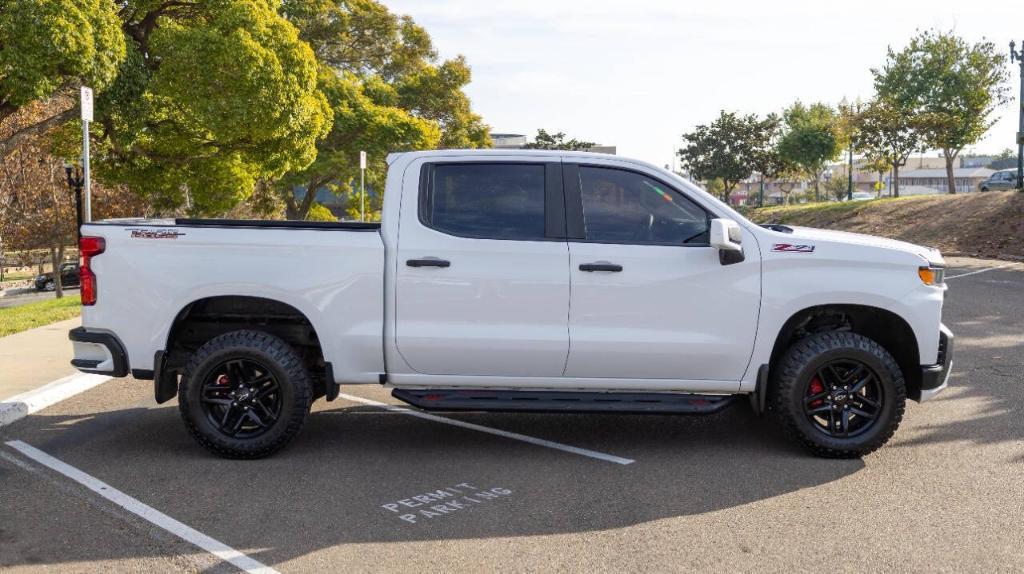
[1012,40,1024,190]
[65,163,84,242]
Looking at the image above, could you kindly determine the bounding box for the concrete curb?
[0,373,112,427]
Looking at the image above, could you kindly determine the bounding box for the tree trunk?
[49,246,63,299]
[892,164,900,198]
[943,151,957,194]
[813,173,820,202]
[285,178,324,220]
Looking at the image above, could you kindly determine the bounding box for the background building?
[492,132,616,154]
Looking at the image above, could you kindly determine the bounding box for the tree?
[523,129,596,151]
[873,30,1010,193]
[277,69,440,220]
[0,104,146,297]
[988,148,1017,170]
[747,114,794,206]
[854,99,924,198]
[859,155,892,197]
[777,102,841,201]
[0,0,125,159]
[678,111,778,203]
[275,0,490,220]
[824,173,849,201]
[88,0,333,215]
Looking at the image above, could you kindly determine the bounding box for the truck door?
[562,163,761,382]
[394,159,570,377]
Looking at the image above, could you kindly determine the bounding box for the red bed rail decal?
[772,243,815,253]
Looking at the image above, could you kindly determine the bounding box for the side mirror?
[709,218,744,265]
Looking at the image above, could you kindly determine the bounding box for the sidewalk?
[0,317,81,401]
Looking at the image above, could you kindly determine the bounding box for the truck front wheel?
[771,331,906,458]
[178,330,312,459]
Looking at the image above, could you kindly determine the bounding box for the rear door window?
[420,163,547,241]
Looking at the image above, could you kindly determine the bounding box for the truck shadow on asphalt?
[1,401,865,569]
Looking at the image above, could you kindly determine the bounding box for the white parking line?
[4,440,281,574]
[0,373,112,427]
[945,263,1018,280]
[336,392,635,465]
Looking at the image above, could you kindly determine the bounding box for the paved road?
[0,288,67,309]
[1,258,1022,573]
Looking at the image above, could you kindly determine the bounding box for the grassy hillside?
[743,191,1024,260]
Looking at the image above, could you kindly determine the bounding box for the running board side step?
[391,389,737,415]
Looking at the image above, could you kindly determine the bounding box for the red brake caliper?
[808,376,825,407]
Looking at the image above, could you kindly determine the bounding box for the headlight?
[918,266,945,286]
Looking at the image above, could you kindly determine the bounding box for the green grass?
[0,296,81,338]
[1,270,36,281]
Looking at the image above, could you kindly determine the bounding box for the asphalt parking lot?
[1,257,1022,573]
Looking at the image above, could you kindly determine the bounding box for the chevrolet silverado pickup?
[69,150,953,459]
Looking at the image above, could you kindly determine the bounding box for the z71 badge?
[772,243,815,253]
[131,229,185,239]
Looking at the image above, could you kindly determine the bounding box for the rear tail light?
[79,236,105,306]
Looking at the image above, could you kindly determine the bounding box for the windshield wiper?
[760,223,793,233]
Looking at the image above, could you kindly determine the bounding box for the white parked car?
[69,150,952,459]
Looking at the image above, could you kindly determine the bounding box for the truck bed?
[75,218,386,383]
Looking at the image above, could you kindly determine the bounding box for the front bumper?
[917,324,953,402]
[68,327,129,377]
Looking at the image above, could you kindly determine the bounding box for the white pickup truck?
[69,150,953,459]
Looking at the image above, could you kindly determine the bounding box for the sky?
[386,0,1024,169]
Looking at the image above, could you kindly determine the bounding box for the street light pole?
[1011,41,1024,190]
[845,100,859,201]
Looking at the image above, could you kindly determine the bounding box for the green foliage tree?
[89,0,333,215]
[678,111,778,203]
[873,30,1010,193]
[278,69,440,219]
[824,172,849,202]
[522,129,596,151]
[0,0,125,158]
[747,113,794,206]
[988,148,1017,170]
[853,99,924,198]
[777,102,841,202]
[277,0,490,220]
[305,201,337,221]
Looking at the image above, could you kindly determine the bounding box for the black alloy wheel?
[179,330,312,459]
[802,359,883,438]
[770,331,906,458]
[200,358,282,439]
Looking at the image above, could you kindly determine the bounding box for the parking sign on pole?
[80,87,93,222]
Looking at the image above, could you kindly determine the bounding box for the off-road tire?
[179,330,312,459]
[771,331,906,458]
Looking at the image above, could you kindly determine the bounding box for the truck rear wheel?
[771,331,906,458]
[178,330,312,459]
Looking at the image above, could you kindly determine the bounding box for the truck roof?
[386,148,625,165]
